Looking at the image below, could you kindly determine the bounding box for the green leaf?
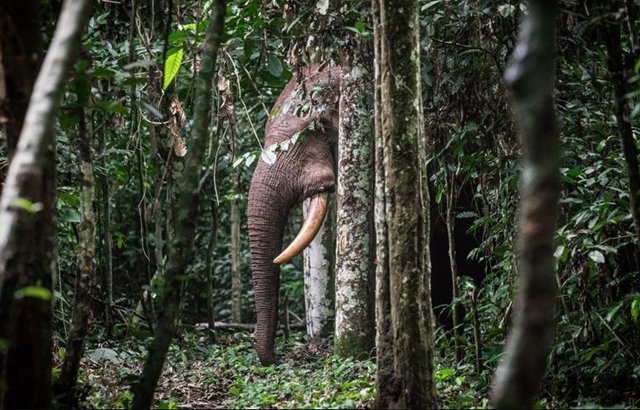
[13,197,44,213]
[588,250,605,264]
[89,347,121,364]
[15,286,52,301]
[421,0,443,11]
[163,47,184,90]
[266,55,283,78]
[631,297,640,322]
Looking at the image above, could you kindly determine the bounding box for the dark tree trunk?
[490,1,560,408]
[600,0,640,253]
[373,0,437,407]
[54,64,96,406]
[130,1,225,407]
[0,0,43,161]
[0,1,95,408]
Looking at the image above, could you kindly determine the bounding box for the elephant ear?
[264,63,341,147]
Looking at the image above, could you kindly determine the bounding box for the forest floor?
[56,328,637,409]
[59,330,375,409]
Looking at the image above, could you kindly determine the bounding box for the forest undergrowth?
[55,331,375,409]
[55,325,638,409]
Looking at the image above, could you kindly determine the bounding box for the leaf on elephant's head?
[261,149,277,165]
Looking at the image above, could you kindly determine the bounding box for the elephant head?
[248,63,341,365]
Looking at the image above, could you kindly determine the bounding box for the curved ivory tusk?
[273,192,329,264]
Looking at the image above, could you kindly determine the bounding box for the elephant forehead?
[265,114,308,144]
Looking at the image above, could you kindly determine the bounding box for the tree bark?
[334,25,375,358]
[230,117,242,323]
[303,196,335,339]
[130,2,225,408]
[445,172,461,360]
[0,0,94,408]
[490,1,560,408]
[54,64,96,406]
[600,0,640,252]
[374,0,437,407]
[373,0,397,402]
[0,0,43,161]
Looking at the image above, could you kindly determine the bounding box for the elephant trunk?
[247,162,292,365]
[248,150,331,365]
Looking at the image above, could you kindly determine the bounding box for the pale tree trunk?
[131,2,225,407]
[54,66,96,406]
[334,30,375,358]
[373,0,437,407]
[0,1,94,407]
[303,196,335,339]
[490,1,560,408]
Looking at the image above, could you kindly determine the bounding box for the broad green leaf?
[89,347,121,364]
[554,245,569,263]
[0,338,9,352]
[316,0,329,15]
[588,250,605,264]
[266,55,283,78]
[422,0,443,11]
[15,286,52,301]
[163,47,184,90]
[631,298,640,322]
[13,198,44,213]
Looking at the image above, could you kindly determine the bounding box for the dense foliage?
[0,0,638,407]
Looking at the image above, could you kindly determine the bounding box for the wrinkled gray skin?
[248,64,341,365]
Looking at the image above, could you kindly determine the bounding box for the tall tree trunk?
[374,0,437,407]
[0,1,94,407]
[230,117,242,323]
[303,196,335,339]
[206,200,218,329]
[372,0,398,404]
[98,117,114,339]
[131,2,225,408]
[54,64,96,406]
[601,0,640,252]
[334,20,375,358]
[0,0,43,161]
[490,1,560,408]
[445,172,461,360]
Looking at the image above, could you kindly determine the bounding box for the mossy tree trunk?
[0,0,95,407]
[373,0,437,407]
[490,1,561,408]
[334,10,375,358]
[130,1,226,408]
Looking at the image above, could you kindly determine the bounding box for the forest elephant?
[247,62,486,365]
[247,63,341,365]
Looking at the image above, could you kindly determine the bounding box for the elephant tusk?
[273,192,329,264]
